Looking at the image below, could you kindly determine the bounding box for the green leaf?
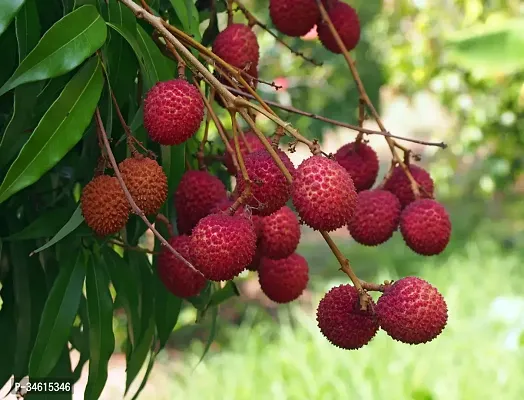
[30,205,84,255]
[15,0,40,60]
[62,0,75,14]
[32,73,73,121]
[0,56,104,204]
[170,0,201,42]
[84,253,115,400]
[445,19,524,76]
[207,281,239,308]
[0,23,18,88]
[0,273,16,388]
[0,5,107,96]
[154,275,181,351]
[125,315,155,394]
[30,345,74,400]
[0,0,26,37]
[161,143,186,203]
[5,206,74,240]
[195,303,218,368]
[130,350,156,400]
[28,251,87,377]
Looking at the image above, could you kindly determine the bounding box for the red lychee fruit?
[212,24,259,75]
[157,235,207,298]
[316,284,379,350]
[119,156,168,215]
[399,199,451,256]
[174,170,228,235]
[143,79,205,146]
[259,206,301,259]
[317,2,361,54]
[81,175,130,236]
[223,130,266,175]
[269,0,319,37]
[334,142,379,192]
[210,198,264,238]
[375,276,448,344]
[291,155,357,231]
[383,164,434,208]
[258,253,309,303]
[235,149,296,216]
[190,214,257,281]
[348,190,401,246]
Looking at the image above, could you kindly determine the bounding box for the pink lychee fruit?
[316,284,379,350]
[399,199,451,256]
[223,130,266,175]
[317,2,361,54]
[259,206,301,259]
[212,24,259,74]
[269,0,320,37]
[334,142,379,192]
[210,198,264,238]
[383,164,434,208]
[375,276,448,344]
[291,155,357,231]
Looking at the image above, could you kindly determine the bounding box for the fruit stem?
[360,280,390,292]
[271,126,285,148]
[229,113,252,214]
[226,0,233,26]
[196,81,214,171]
[94,108,204,276]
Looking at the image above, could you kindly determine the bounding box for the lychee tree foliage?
[0,0,451,398]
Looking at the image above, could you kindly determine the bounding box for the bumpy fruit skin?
[119,156,168,215]
[157,236,207,298]
[399,199,451,256]
[210,198,263,238]
[316,284,379,350]
[383,165,434,208]
[376,276,448,344]
[292,155,357,231]
[143,79,204,146]
[212,24,259,73]
[81,175,130,236]
[348,190,401,246]
[269,0,319,37]
[258,253,309,303]
[223,130,266,175]
[247,245,263,271]
[235,149,296,216]
[190,214,257,281]
[174,171,227,235]
[260,206,301,259]
[317,2,361,54]
[334,142,379,192]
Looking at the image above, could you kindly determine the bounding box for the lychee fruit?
[291,155,357,231]
[119,156,168,215]
[81,175,130,236]
[334,142,379,192]
[235,148,296,216]
[157,235,207,298]
[212,24,259,75]
[375,276,448,344]
[190,213,257,281]
[223,130,266,175]
[247,245,264,272]
[143,79,205,146]
[399,199,451,256]
[316,284,379,350]
[174,170,228,235]
[348,190,401,246]
[258,253,309,303]
[259,206,301,259]
[317,2,361,54]
[210,198,264,238]
[269,0,319,37]
[383,164,434,208]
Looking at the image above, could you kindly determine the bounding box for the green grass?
[145,239,524,400]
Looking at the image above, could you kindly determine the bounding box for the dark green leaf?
[125,316,155,394]
[33,73,73,121]
[201,5,219,47]
[0,23,18,89]
[84,253,115,400]
[0,272,16,388]
[0,56,104,204]
[154,274,181,351]
[4,206,74,241]
[0,5,107,96]
[28,251,87,377]
[15,0,40,60]
[170,0,201,42]
[0,0,26,37]
[30,205,84,255]
[130,350,156,400]
[195,303,218,368]
[161,143,186,203]
[207,280,239,308]
[61,0,75,14]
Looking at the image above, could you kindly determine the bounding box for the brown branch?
[196,81,214,170]
[229,114,252,214]
[156,213,174,237]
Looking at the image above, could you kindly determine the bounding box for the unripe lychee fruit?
[81,175,130,236]
[119,156,168,215]
[317,2,361,54]
[258,253,309,303]
[375,276,448,344]
[259,206,301,259]
[292,155,357,231]
[348,190,401,246]
[399,199,451,256]
[190,214,257,281]
[212,24,259,74]
[383,164,434,208]
[235,149,296,216]
[174,170,227,235]
[223,130,266,175]
[157,235,207,298]
[334,142,379,191]
[269,0,319,37]
[143,79,205,146]
[316,284,379,350]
